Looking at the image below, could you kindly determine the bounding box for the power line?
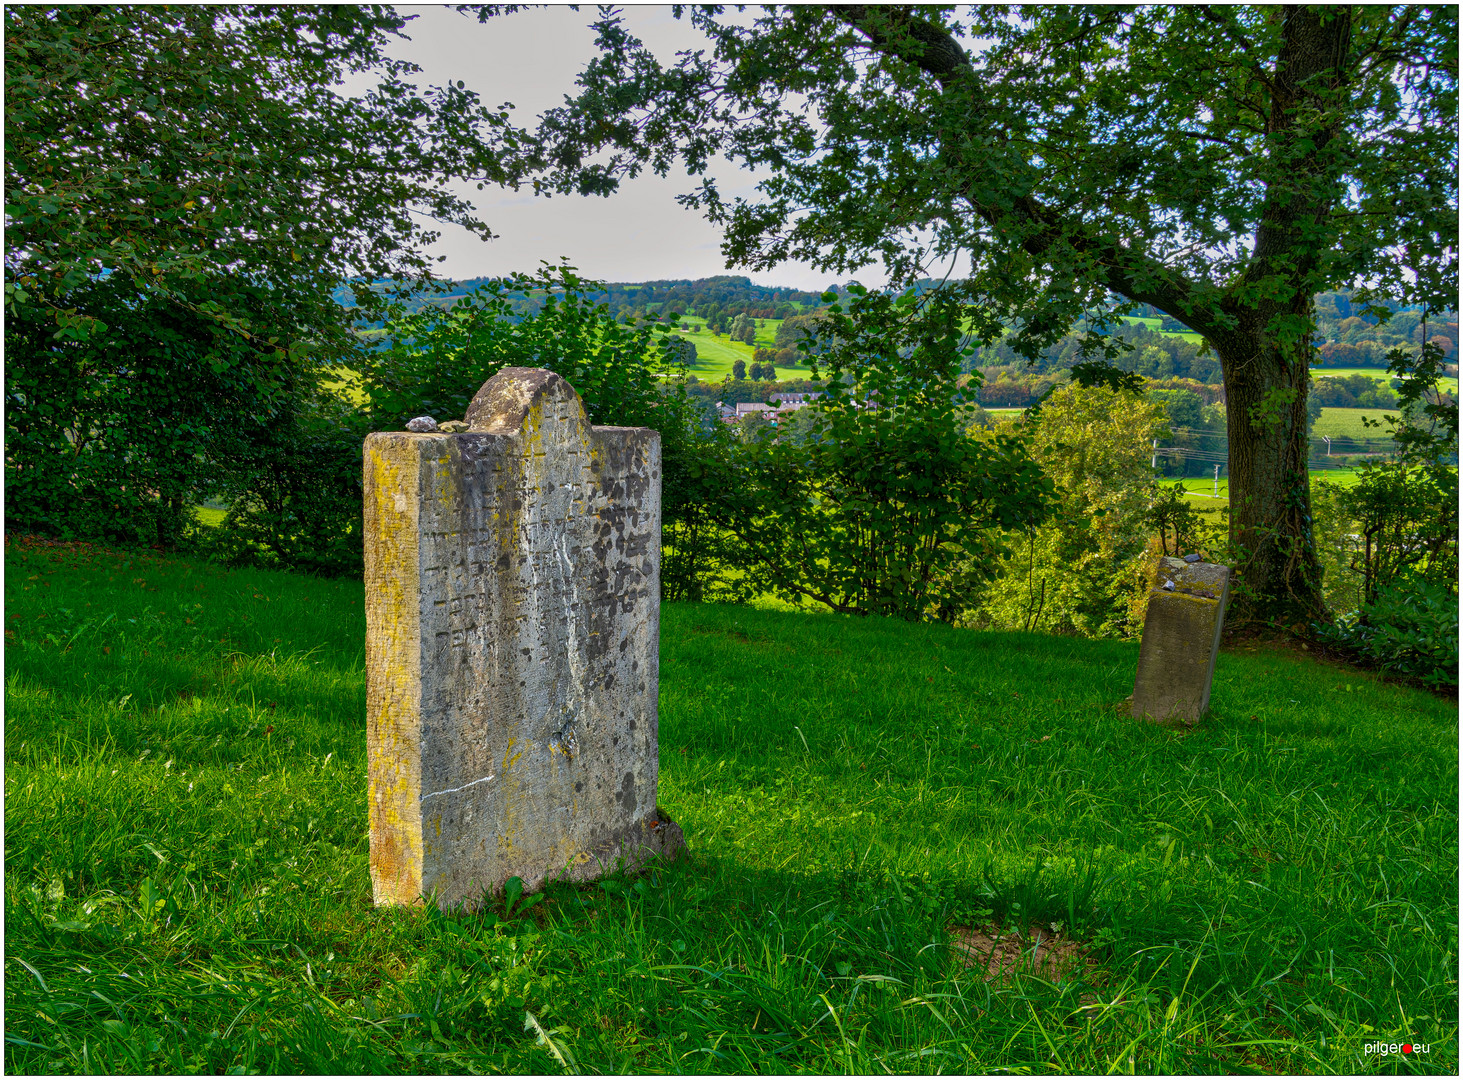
[1153,446,1385,470]
[1164,426,1397,444]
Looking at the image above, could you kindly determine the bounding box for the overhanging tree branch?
[835,5,1216,337]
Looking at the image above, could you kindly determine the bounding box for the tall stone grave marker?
[1131,555,1232,725]
[365,368,684,909]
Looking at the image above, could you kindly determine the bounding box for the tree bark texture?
[1211,325,1325,625]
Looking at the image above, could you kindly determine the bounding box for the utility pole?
[1152,438,1159,470]
[1323,435,1332,457]
[1213,463,1221,499]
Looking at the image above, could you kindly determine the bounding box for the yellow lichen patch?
[555,834,580,868]
[430,439,459,511]
[495,737,524,862]
[500,738,523,772]
[365,444,417,637]
[365,437,426,907]
[1167,590,1219,609]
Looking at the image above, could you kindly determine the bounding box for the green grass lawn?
[682,329,751,372]
[5,537,1456,1074]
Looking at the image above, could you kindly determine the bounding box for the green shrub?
[362,264,718,599]
[1309,337,1458,639]
[1335,460,1458,604]
[198,396,371,578]
[1145,481,1222,560]
[1314,578,1459,691]
[363,264,681,434]
[969,382,1166,638]
[4,276,292,549]
[711,286,1053,621]
[1309,479,1368,617]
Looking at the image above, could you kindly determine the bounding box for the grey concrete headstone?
[1131,556,1231,726]
[364,367,685,909]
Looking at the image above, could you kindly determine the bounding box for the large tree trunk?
[1207,6,1351,627]
[1212,317,1326,626]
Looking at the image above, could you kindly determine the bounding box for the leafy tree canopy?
[5,5,511,353]
[489,3,1458,626]
[512,5,1455,336]
[4,6,520,550]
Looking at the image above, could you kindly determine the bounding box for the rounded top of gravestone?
[1157,555,1230,599]
[464,367,587,435]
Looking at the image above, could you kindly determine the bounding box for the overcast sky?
[378,6,849,291]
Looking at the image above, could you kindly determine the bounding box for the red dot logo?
[1403,1044,1413,1054]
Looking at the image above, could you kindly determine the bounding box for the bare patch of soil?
[950,922,1097,983]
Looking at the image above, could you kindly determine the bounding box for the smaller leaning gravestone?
[364,367,685,910]
[1131,555,1232,726]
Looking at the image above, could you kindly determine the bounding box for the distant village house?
[718,392,826,425]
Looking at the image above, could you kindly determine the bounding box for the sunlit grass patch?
[5,537,1456,1074]
[1316,367,1459,396]
[321,365,368,406]
[1313,407,1403,441]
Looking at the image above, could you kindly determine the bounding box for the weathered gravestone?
[364,367,685,909]
[1131,555,1232,726]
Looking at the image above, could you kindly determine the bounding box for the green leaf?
[503,875,524,915]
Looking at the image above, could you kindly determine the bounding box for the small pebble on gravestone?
[1183,553,1202,563]
[406,415,438,432]
[437,420,469,432]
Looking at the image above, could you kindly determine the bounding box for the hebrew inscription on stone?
[365,368,684,909]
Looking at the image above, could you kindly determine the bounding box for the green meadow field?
[1312,407,1405,442]
[1175,468,1362,509]
[5,537,1456,1075]
[1117,315,1206,345]
[673,315,810,381]
[1314,368,1459,395]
